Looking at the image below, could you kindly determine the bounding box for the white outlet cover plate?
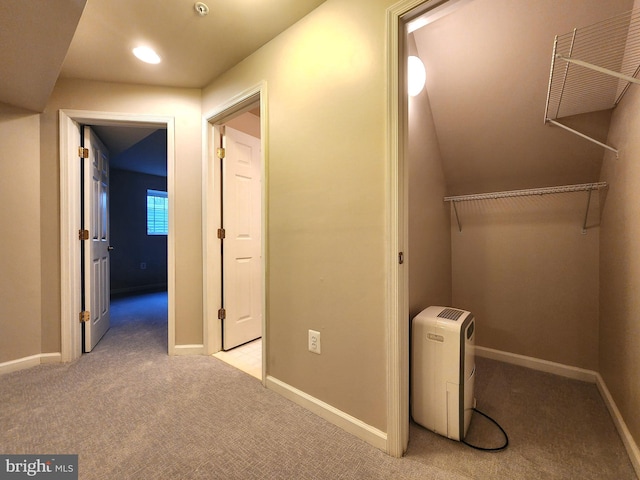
[308,330,321,354]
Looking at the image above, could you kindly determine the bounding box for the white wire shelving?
[544,8,640,156]
[444,182,608,234]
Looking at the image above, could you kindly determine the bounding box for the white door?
[83,126,111,352]
[221,126,262,350]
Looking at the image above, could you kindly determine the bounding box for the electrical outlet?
[140,262,147,270]
[308,330,321,354]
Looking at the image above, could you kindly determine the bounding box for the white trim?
[266,375,388,451]
[59,110,176,361]
[595,373,640,477]
[475,346,598,383]
[0,353,62,375]
[40,353,62,364]
[59,112,83,362]
[173,344,205,356]
[0,355,40,374]
[202,82,268,385]
[385,2,402,458]
[387,0,444,458]
[476,346,640,477]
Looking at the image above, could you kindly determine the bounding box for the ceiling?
[410,0,636,196]
[92,125,159,158]
[0,0,324,167]
[59,0,326,89]
[0,0,326,112]
[3,0,637,194]
[104,128,168,177]
[0,0,86,112]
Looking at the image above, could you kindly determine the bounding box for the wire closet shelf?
[444,182,608,234]
[544,7,640,155]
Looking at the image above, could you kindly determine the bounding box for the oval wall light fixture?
[133,46,161,64]
[408,56,426,96]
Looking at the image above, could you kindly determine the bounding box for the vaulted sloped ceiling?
[412,0,635,196]
[0,0,86,111]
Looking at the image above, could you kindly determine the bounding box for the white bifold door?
[83,126,111,352]
[221,126,262,350]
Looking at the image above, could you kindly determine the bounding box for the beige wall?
[203,0,395,431]
[407,35,452,319]
[599,80,640,445]
[0,103,42,362]
[40,79,203,351]
[451,193,600,369]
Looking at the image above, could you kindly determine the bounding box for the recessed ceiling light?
[133,46,161,64]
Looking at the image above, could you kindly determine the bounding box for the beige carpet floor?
[0,292,636,479]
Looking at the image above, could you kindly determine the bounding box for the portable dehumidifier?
[411,306,476,441]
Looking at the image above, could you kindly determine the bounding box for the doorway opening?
[59,110,176,362]
[93,124,169,353]
[387,0,467,456]
[203,84,267,383]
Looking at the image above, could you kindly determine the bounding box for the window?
[147,189,168,235]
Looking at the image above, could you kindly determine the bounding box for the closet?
[409,2,640,372]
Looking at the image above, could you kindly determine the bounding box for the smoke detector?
[194,2,209,16]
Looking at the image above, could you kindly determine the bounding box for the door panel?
[83,126,111,352]
[222,127,262,350]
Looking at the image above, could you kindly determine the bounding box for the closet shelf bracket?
[581,188,593,235]
[545,119,619,158]
[444,182,608,233]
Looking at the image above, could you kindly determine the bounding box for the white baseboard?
[0,352,62,375]
[39,353,62,364]
[172,344,204,356]
[475,346,597,383]
[595,373,640,477]
[476,346,639,477]
[266,375,387,452]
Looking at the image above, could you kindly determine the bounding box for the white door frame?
[202,82,267,384]
[59,109,176,361]
[386,0,444,457]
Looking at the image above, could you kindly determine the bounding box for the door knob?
[108,246,114,251]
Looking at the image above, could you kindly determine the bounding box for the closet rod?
[444,182,607,203]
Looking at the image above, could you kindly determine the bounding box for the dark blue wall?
[110,170,167,296]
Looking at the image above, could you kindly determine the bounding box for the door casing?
[59,109,176,361]
[202,82,267,384]
[386,0,447,457]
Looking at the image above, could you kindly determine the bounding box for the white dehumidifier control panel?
[411,306,475,441]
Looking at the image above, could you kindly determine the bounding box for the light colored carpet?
[0,292,636,479]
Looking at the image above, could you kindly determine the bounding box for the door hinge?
[398,252,404,264]
[218,308,226,320]
[216,147,225,159]
[79,311,90,323]
[79,229,89,240]
[78,147,89,158]
[217,228,225,239]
